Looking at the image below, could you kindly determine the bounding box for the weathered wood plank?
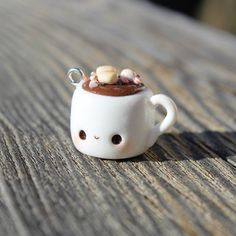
[0,0,236,235]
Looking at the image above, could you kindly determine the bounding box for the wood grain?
[0,0,236,235]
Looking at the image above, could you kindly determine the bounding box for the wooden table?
[0,0,236,235]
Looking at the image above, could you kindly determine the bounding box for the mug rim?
[77,82,150,98]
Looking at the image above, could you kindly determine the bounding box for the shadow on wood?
[123,131,236,163]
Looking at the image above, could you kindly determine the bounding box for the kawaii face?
[71,106,132,159]
[72,126,130,159]
[78,130,122,146]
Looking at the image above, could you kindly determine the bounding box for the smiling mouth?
[94,136,99,139]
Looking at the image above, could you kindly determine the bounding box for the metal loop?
[67,67,85,84]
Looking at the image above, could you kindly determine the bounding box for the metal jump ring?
[67,67,85,84]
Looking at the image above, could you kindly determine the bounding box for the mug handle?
[147,94,177,147]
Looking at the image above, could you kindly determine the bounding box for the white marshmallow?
[97,71,118,84]
[96,65,118,84]
[120,68,135,80]
[96,65,117,74]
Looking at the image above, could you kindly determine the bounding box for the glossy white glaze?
[70,82,177,159]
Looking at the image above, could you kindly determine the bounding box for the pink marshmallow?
[89,80,98,88]
[133,76,141,84]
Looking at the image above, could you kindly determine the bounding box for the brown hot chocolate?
[82,80,145,96]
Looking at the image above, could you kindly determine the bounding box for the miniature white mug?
[68,67,177,159]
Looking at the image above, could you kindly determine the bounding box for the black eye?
[112,134,122,145]
[79,130,86,140]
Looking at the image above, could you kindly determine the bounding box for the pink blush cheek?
[119,140,130,154]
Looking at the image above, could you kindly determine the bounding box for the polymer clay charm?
[67,66,177,159]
